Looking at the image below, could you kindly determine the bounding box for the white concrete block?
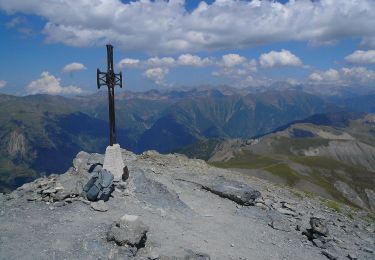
[103,144,124,181]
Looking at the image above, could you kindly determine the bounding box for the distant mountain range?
[1,86,375,192]
[180,111,375,211]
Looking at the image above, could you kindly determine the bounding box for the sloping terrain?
[0,150,374,259]
[181,112,375,211]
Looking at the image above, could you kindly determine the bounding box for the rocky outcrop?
[0,149,374,260]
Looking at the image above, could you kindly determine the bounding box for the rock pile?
[16,173,88,208]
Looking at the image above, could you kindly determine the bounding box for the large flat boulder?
[202,177,261,206]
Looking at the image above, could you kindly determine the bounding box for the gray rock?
[107,214,148,248]
[133,170,190,213]
[136,247,160,260]
[312,239,326,249]
[77,197,90,205]
[156,250,210,260]
[90,201,109,212]
[202,178,261,206]
[347,253,358,260]
[116,181,128,190]
[53,202,65,207]
[310,217,329,236]
[107,247,136,259]
[54,185,64,192]
[281,202,296,212]
[321,250,338,260]
[362,247,374,253]
[268,219,292,232]
[26,195,40,201]
[183,250,210,260]
[51,191,70,201]
[276,207,297,217]
[42,188,57,194]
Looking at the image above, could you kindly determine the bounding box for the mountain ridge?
[0,90,335,192]
[180,112,375,211]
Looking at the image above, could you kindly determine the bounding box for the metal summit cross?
[97,44,125,181]
[97,44,122,146]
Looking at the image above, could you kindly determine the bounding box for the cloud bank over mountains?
[309,67,375,86]
[27,72,82,95]
[1,0,374,53]
[1,0,375,93]
[118,49,375,87]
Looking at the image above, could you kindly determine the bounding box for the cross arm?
[97,69,123,89]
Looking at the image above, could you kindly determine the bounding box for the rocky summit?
[0,150,374,260]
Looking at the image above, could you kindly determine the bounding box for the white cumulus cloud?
[260,49,302,68]
[345,50,375,64]
[0,80,6,88]
[177,54,212,67]
[118,58,140,68]
[143,67,169,86]
[1,0,374,53]
[342,67,375,84]
[62,62,86,73]
[213,56,260,87]
[309,69,340,82]
[308,67,375,86]
[27,71,82,95]
[221,54,246,67]
[309,72,324,82]
[146,57,175,67]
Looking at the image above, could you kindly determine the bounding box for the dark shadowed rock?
[122,165,129,181]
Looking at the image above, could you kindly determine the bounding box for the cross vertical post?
[97,44,123,146]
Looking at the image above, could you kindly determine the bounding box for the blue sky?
[0,0,374,96]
